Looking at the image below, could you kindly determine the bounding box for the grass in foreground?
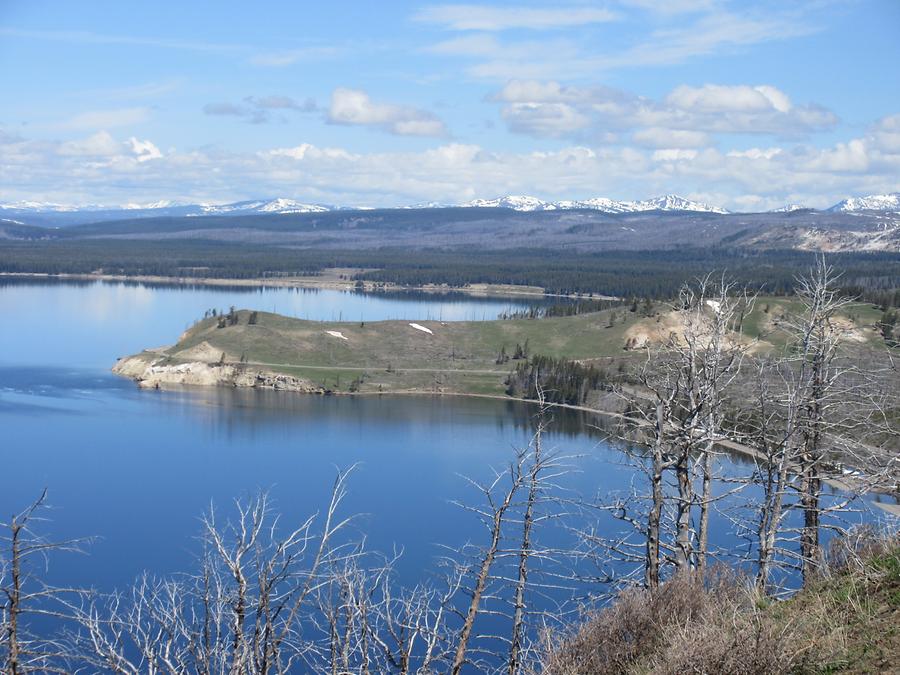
[539,533,900,675]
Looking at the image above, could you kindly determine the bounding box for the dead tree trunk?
[451,465,522,675]
[508,408,547,675]
[645,403,666,589]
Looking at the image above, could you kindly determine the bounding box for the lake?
[0,278,882,615]
[0,279,611,587]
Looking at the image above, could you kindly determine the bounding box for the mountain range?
[1,192,898,228]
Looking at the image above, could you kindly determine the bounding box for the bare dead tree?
[607,277,752,588]
[71,468,360,674]
[507,406,545,675]
[722,257,900,592]
[504,394,578,675]
[1,490,89,674]
[449,453,525,675]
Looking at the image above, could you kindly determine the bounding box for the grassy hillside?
[128,296,888,398]
[143,307,642,396]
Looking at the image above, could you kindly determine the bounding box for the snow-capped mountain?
[770,204,808,213]
[462,194,728,214]
[625,194,728,214]
[555,197,629,212]
[403,201,455,209]
[828,193,900,212]
[0,197,336,226]
[0,200,102,212]
[122,199,192,210]
[198,198,330,215]
[463,195,558,211]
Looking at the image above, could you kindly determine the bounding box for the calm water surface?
[0,278,878,595]
[0,280,606,589]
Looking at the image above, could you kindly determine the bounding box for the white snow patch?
[409,323,434,335]
[326,330,348,341]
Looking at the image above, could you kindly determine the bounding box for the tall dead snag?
[1,490,88,674]
[753,258,898,588]
[621,277,750,587]
[746,356,796,592]
[792,259,848,582]
[508,421,541,675]
[507,396,569,675]
[450,455,524,675]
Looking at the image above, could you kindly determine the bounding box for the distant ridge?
[0,192,729,217]
[3,191,899,227]
[461,194,729,214]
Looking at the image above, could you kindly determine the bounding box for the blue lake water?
[0,278,885,602]
[0,279,606,588]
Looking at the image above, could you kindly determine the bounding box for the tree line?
[4,237,900,299]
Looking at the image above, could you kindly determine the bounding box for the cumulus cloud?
[869,114,900,154]
[58,131,121,157]
[491,80,837,141]
[414,4,618,31]
[727,147,782,160]
[500,102,590,137]
[327,88,447,137]
[128,137,163,162]
[652,148,699,161]
[55,131,162,163]
[633,127,711,148]
[203,96,318,124]
[3,127,898,211]
[666,84,791,113]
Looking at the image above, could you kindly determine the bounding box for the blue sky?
[1,0,898,209]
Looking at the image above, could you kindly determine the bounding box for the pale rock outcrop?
[112,355,321,392]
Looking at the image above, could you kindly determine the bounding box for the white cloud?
[805,139,870,173]
[491,80,836,140]
[609,9,819,70]
[327,88,447,137]
[652,148,699,161]
[58,131,121,156]
[266,143,356,161]
[3,128,899,211]
[423,5,824,80]
[633,127,710,148]
[666,84,791,113]
[727,147,782,160]
[203,96,318,124]
[500,102,591,137]
[869,114,900,154]
[414,4,619,31]
[128,137,163,162]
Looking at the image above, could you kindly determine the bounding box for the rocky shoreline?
[112,355,322,393]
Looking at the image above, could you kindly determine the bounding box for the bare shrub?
[650,593,793,675]
[540,569,763,675]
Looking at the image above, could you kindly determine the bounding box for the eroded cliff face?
[112,354,322,392]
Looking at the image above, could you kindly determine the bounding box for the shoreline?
[0,271,615,302]
[111,358,900,515]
